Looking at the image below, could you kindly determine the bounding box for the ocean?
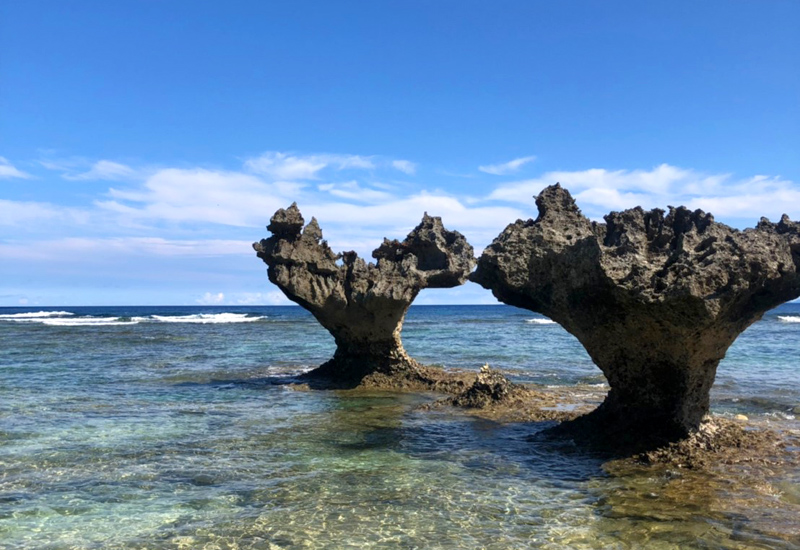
[1,303,798,549]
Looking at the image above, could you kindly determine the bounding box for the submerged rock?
[254,204,475,385]
[634,417,789,469]
[472,184,800,440]
[424,364,598,422]
[449,364,516,408]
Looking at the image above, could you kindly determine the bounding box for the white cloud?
[64,160,138,181]
[335,155,375,170]
[0,199,90,226]
[307,193,522,231]
[244,151,375,180]
[0,237,253,261]
[233,291,292,305]
[302,193,526,257]
[488,164,719,204]
[479,155,536,176]
[193,291,291,306]
[92,159,526,254]
[486,164,799,223]
[317,181,395,203]
[38,156,140,181]
[686,177,800,219]
[0,157,32,179]
[97,168,295,227]
[5,149,799,306]
[392,160,417,175]
[38,158,84,174]
[197,292,225,305]
[9,152,797,285]
[370,181,398,191]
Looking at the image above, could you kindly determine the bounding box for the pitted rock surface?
[472,184,800,439]
[254,204,475,383]
[449,365,516,409]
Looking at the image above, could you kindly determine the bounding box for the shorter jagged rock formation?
[425,364,597,422]
[254,204,475,385]
[472,184,800,440]
[450,365,516,408]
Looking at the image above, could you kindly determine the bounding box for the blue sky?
[1,1,798,306]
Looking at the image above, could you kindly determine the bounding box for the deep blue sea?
[1,304,799,549]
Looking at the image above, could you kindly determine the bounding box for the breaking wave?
[150,313,265,324]
[778,315,800,323]
[526,318,556,325]
[40,317,145,327]
[0,312,266,326]
[0,311,74,319]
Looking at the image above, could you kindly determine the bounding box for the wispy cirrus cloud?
[64,160,139,181]
[0,199,90,226]
[243,151,375,180]
[392,159,417,175]
[0,237,252,261]
[38,155,143,182]
[243,151,421,180]
[479,155,536,176]
[0,157,32,179]
[317,180,395,203]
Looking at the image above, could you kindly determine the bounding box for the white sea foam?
[40,317,141,326]
[545,383,609,389]
[0,311,265,326]
[0,311,74,319]
[526,318,556,325]
[150,313,265,324]
[778,315,800,323]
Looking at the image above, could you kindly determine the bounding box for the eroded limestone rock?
[449,365,516,409]
[254,204,475,384]
[472,184,800,439]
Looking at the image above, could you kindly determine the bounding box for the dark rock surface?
[472,184,800,440]
[421,364,601,423]
[449,364,516,408]
[254,204,475,385]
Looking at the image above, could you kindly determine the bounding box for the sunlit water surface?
[1,304,798,549]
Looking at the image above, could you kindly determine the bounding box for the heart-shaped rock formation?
[255,204,475,385]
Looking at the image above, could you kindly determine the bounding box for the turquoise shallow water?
[1,304,799,549]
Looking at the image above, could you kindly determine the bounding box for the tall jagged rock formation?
[472,184,800,440]
[254,204,475,384]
